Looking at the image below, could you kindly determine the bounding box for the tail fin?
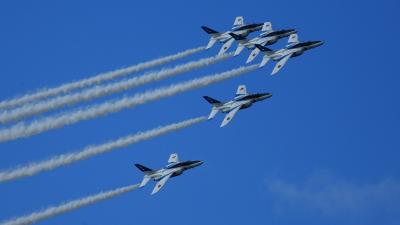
[203,96,222,106]
[236,85,247,96]
[229,33,246,41]
[202,26,220,49]
[255,44,273,53]
[229,33,247,54]
[135,164,153,173]
[201,26,219,35]
[288,34,299,44]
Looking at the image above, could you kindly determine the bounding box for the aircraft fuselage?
[216,23,264,43]
[151,160,203,181]
[219,93,272,113]
[270,40,324,61]
[245,29,297,49]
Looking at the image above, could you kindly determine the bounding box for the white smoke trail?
[0,54,231,124]
[0,117,205,182]
[0,184,140,225]
[0,65,258,142]
[0,46,204,110]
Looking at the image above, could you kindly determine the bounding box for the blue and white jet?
[203,85,272,127]
[201,16,264,56]
[255,34,324,75]
[135,153,203,195]
[228,22,297,63]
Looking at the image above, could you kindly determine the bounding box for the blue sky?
[0,0,399,225]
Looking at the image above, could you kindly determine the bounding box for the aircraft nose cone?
[263,93,273,98]
[316,41,324,46]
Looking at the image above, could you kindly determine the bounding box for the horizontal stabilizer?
[139,175,151,188]
[208,107,220,120]
[260,55,271,68]
[234,44,245,56]
[206,38,217,49]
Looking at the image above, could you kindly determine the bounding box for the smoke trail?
[0,184,139,225]
[0,47,204,110]
[0,54,231,124]
[0,65,258,142]
[0,117,205,182]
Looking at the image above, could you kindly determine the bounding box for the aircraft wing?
[271,53,293,75]
[220,105,241,127]
[151,173,173,195]
[246,48,261,63]
[218,38,235,56]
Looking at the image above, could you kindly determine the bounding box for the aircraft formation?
[137,16,322,194]
[0,15,323,224]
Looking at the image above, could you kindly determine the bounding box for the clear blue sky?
[1,0,399,225]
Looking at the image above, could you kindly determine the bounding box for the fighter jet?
[255,34,324,75]
[228,22,297,63]
[201,16,264,56]
[135,153,203,195]
[203,85,272,127]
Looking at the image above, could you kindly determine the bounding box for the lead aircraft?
[201,16,264,56]
[203,85,272,127]
[255,34,324,75]
[135,153,203,195]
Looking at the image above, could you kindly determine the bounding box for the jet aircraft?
[203,85,272,127]
[201,16,264,56]
[228,23,296,63]
[135,153,203,195]
[255,34,324,75]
